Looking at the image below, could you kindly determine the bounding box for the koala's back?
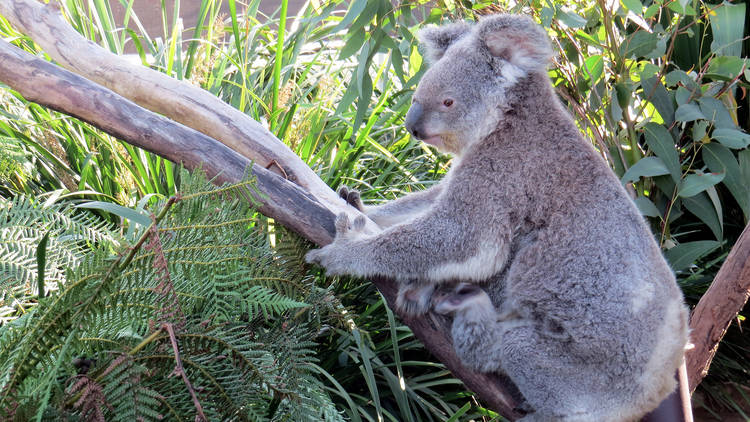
[450,72,688,420]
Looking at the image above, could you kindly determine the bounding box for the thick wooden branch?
[686,225,750,391]
[0,39,522,418]
[0,0,343,209]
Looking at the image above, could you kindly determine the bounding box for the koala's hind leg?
[498,324,603,422]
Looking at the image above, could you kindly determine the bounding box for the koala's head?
[405,15,553,155]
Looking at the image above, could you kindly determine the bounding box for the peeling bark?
[686,225,750,391]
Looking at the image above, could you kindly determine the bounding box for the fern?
[0,171,344,420]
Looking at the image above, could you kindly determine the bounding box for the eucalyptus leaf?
[699,97,736,128]
[682,192,723,240]
[674,87,692,105]
[712,128,750,149]
[678,171,725,198]
[641,77,674,125]
[620,31,658,58]
[582,55,604,83]
[709,2,746,57]
[674,103,705,122]
[643,123,681,183]
[634,196,661,217]
[622,0,643,13]
[703,143,750,220]
[706,56,746,80]
[340,30,365,60]
[557,10,587,28]
[621,156,670,183]
[665,241,721,271]
[333,0,369,32]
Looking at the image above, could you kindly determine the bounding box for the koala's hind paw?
[433,283,488,315]
[338,185,365,211]
[396,283,435,316]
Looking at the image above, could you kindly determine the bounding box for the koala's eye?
[443,98,454,107]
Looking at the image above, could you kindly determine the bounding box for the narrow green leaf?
[582,55,604,83]
[340,30,366,60]
[665,241,720,271]
[675,103,705,122]
[709,2,746,56]
[712,128,750,149]
[682,192,723,240]
[703,143,750,220]
[634,196,661,217]
[76,201,151,227]
[36,232,49,299]
[643,123,681,183]
[678,171,725,198]
[620,31,657,58]
[641,77,674,125]
[699,97,736,129]
[333,0,369,32]
[557,10,587,28]
[621,0,643,13]
[621,156,670,183]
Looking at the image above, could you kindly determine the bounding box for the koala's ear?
[476,14,553,72]
[417,22,471,62]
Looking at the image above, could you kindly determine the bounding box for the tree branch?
[0,0,344,209]
[0,37,523,418]
[686,224,750,391]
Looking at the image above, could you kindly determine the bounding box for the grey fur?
[306,14,688,421]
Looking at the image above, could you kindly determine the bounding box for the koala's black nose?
[405,102,425,139]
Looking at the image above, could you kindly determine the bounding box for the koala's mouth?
[422,135,444,148]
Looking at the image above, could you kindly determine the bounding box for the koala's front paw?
[305,213,367,276]
[304,242,353,276]
[338,185,365,211]
[396,282,436,316]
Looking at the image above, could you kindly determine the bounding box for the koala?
[307,14,689,421]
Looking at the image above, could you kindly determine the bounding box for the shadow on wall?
[109,0,309,52]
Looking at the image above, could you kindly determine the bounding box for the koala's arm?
[306,194,512,282]
[362,183,444,228]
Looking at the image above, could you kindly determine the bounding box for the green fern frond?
[0,171,345,420]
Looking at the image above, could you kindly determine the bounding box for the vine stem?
[164,322,207,422]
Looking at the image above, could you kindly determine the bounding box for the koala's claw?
[304,248,323,265]
[334,213,351,234]
[396,283,435,316]
[513,400,534,416]
[338,185,365,211]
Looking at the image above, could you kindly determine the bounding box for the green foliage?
[0,171,342,421]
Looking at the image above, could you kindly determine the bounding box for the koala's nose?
[405,102,425,140]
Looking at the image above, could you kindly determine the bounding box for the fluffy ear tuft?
[417,21,471,62]
[476,14,552,71]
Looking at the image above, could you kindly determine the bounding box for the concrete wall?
[109,1,308,40]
